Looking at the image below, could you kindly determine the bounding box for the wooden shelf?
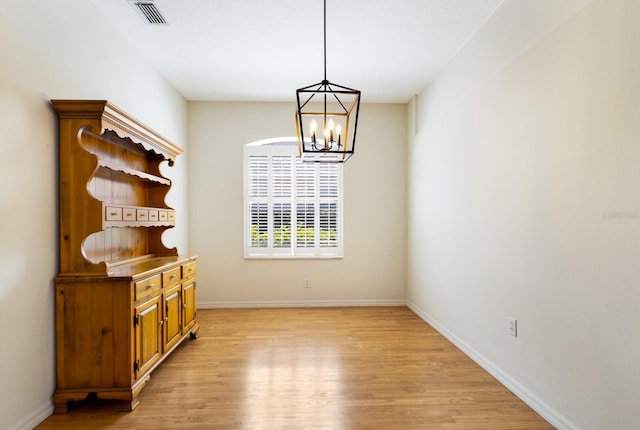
[97,160,171,185]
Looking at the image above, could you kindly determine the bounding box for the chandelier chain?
[324,0,327,82]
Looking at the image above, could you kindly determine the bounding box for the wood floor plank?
[36,307,553,429]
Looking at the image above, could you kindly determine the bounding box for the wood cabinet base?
[54,255,199,413]
[53,374,151,413]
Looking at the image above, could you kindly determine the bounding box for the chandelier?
[295,0,361,163]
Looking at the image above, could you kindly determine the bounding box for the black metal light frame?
[295,0,361,163]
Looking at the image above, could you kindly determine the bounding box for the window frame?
[243,138,344,259]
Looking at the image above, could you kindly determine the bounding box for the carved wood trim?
[51,100,183,164]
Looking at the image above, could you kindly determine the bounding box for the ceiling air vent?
[129,1,168,25]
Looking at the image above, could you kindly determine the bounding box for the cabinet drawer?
[136,209,148,221]
[134,274,161,302]
[123,207,136,221]
[159,210,168,221]
[105,206,122,221]
[168,211,175,222]
[149,210,159,221]
[162,267,181,288]
[182,261,196,279]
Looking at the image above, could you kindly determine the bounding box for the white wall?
[188,102,406,307]
[0,1,188,429]
[407,0,639,429]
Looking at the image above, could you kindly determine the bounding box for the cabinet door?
[163,285,182,352]
[182,280,197,334]
[134,297,162,378]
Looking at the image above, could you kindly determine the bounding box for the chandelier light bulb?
[310,120,318,143]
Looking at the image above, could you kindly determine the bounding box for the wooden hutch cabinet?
[52,100,199,413]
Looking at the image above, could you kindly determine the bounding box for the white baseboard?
[198,299,407,309]
[407,301,576,430]
[10,401,53,430]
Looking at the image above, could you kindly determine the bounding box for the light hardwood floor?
[36,307,553,429]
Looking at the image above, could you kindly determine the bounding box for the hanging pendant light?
[295,0,361,163]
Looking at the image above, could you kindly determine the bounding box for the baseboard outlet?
[10,401,53,430]
[407,301,577,430]
[198,299,407,309]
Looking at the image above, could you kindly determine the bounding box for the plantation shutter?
[244,141,343,258]
[296,162,315,248]
[319,164,339,248]
[248,155,268,249]
[272,155,293,249]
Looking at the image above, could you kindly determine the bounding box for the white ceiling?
[91,0,504,103]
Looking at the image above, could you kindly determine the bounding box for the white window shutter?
[248,155,268,198]
[244,141,343,258]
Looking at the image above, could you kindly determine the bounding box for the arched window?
[244,138,343,258]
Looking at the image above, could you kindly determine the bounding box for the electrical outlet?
[508,318,518,337]
[304,278,311,288]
